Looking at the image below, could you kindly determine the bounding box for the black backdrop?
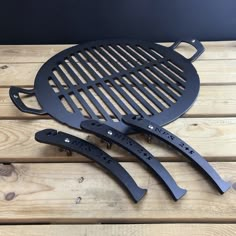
[1,0,236,44]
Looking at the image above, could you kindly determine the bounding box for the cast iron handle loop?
[170,39,205,62]
[122,115,231,194]
[9,86,46,115]
[81,120,187,201]
[35,129,147,203]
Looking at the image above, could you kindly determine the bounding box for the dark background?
[1,0,236,44]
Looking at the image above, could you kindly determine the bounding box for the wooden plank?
[0,45,68,63]
[1,60,236,87]
[0,63,42,87]
[0,224,235,236]
[187,85,236,116]
[0,162,233,223]
[0,118,235,162]
[195,60,236,85]
[0,42,236,63]
[1,85,236,119]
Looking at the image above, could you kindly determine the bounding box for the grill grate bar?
[73,53,99,81]
[84,87,112,121]
[95,47,120,74]
[84,49,110,77]
[141,45,164,60]
[71,55,96,81]
[50,72,66,95]
[126,45,148,62]
[92,85,122,119]
[148,46,165,59]
[60,58,113,121]
[65,59,87,84]
[141,68,178,102]
[117,76,157,115]
[92,47,115,73]
[134,46,184,92]
[136,46,157,61]
[107,79,145,115]
[139,46,186,85]
[55,65,85,112]
[157,63,186,87]
[107,45,134,68]
[51,69,77,114]
[101,46,127,70]
[60,62,98,118]
[132,71,169,110]
[105,81,138,115]
[146,66,180,98]
[82,50,102,77]
[79,51,103,78]
[162,61,186,82]
[140,48,186,84]
[151,65,183,94]
[102,46,129,70]
[132,45,156,62]
[113,45,138,66]
[68,45,182,116]
[80,50,133,114]
[102,47,166,112]
[95,47,150,113]
[135,70,172,107]
[82,49,142,115]
[89,47,114,75]
[97,82,129,115]
[122,74,164,112]
[105,45,136,70]
[66,56,91,83]
[165,60,185,76]
[120,44,146,64]
[167,60,184,73]
[97,46,124,73]
[88,44,179,111]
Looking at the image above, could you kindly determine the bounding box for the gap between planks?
[0,118,235,162]
[0,224,235,236]
[1,85,236,119]
[1,59,236,87]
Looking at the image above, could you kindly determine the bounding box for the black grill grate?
[11,39,201,133]
[47,42,187,122]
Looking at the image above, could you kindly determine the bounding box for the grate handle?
[170,39,205,62]
[81,119,187,201]
[122,115,231,194]
[9,86,47,115]
[35,128,147,203]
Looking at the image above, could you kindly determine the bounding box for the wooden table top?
[0,42,235,235]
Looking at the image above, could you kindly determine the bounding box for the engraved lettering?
[154,127,175,141]
[179,142,194,155]
[155,127,162,133]
[179,142,185,148]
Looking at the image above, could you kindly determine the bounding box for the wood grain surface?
[0,41,235,234]
[1,60,236,86]
[0,41,236,63]
[0,224,235,236]
[1,85,236,118]
[0,162,233,223]
[0,118,235,162]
